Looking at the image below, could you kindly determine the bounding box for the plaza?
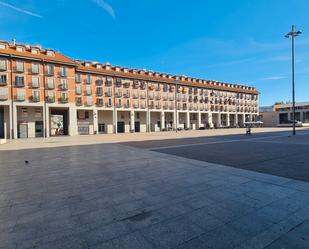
[1,128,309,248]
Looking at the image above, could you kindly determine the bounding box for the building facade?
[0,40,259,139]
[260,102,309,127]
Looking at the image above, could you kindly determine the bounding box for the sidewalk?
[0,127,307,151]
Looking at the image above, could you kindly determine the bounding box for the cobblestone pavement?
[1,142,309,248]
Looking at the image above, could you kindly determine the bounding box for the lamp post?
[285,25,302,135]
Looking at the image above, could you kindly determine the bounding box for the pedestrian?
[246,124,251,135]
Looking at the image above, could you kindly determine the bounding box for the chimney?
[12,38,16,46]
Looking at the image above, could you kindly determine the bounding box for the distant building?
[260,102,309,127]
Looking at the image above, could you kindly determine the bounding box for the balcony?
[59,96,68,104]
[96,79,103,86]
[124,93,130,98]
[133,93,139,99]
[106,91,112,97]
[0,89,8,101]
[86,100,93,106]
[134,103,139,109]
[31,95,40,102]
[76,97,82,106]
[0,65,7,71]
[116,92,122,98]
[47,82,55,90]
[0,77,7,86]
[97,99,104,107]
[60,84,68,91]
[124,82,130,88]
[16,92,25,102]
[46,96,55,103]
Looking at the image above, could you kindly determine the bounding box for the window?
[76,85,82,95]
[32,90,40,102]
[61,79,68,90]
[16,46,24,52]
[60,66,68,77]
[0,59,7,71]
[116,88,122,97]
[31,63,40,74]
[116,78,122,88]
[46,64,54,75]
[87,96,93,106]
[125,89,130,97]
[31,48,39,54]
[0,88,8,100]
[106,87,112,97]
[75,73,81,83]
[46,50,54,57]
[47,77,54,89]
[31,76,40,88]
[16,61,24,72]
[15,76,24,87]
[108,98,112,107]
[61,92,68,102]
[86,74,91,84]
[16,89,25,101]
[97,87,103,96]
[0,75,7,85]
[126,99,130,108]
[98,123,105,133]
[85,111,90,119]
[0,43,7,49]
[86,85,92,95]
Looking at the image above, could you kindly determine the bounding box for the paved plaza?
[1,128,309,248]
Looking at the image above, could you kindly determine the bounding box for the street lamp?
[285,25,302,135]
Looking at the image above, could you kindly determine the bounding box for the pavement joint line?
[148,132,309,150]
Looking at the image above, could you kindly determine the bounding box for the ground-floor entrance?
[117,121,125,133]
[135,121,140,132]
[50,108,69,136]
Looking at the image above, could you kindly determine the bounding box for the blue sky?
[0,0,308,105]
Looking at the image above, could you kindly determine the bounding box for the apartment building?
[0,40,259,139]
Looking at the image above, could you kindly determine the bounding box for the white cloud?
[92,0,115,19]
[0,1,43,18]
[260,76,287,81]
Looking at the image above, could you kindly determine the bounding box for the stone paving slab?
[1,143,309,248]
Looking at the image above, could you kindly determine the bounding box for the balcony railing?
[31,95,40,102]
[59,96,68,103]
[46,96,55,103]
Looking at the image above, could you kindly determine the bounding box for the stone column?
[173,111,177,130]
[69,107,78,136]
[13,104,18,139]
[130,110,135,132]
[217,113,221,128]
[226,113,230,127]
[208,112,213,128]
[93,109,98,134]
[197,112,201,129]
[114,109,117,134]
[186,112,190,129]
[43,105,50,137]
[147,110,151,132]
[160,111,165,131]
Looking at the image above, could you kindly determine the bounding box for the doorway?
[35,121,44,137]
[50,109,69,136]
[0,108,4,138]
[18,122,28,138]
[117,121,125,133]
[135,121,140,132]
